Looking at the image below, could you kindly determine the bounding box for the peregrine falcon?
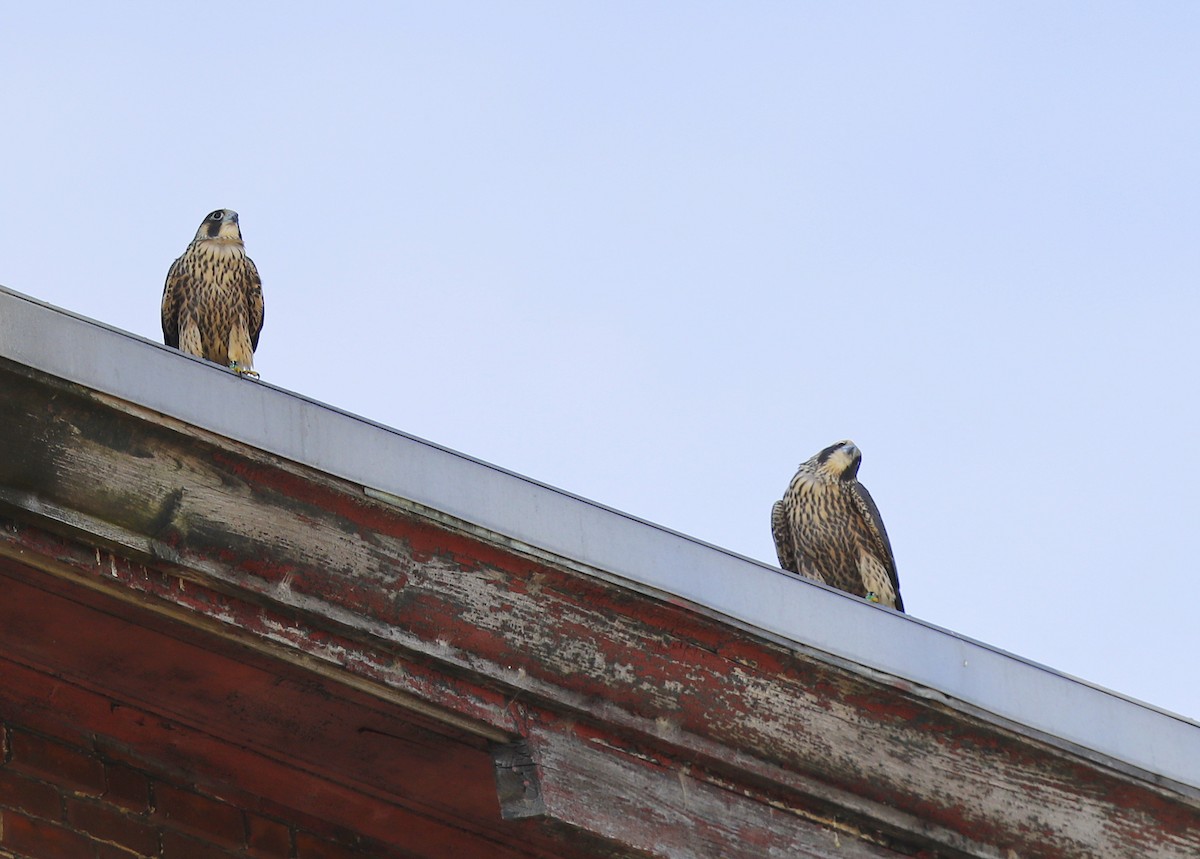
[161,208,264,376]
[771,440,904,611]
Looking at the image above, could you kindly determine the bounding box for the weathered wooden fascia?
[1,359,1198,859]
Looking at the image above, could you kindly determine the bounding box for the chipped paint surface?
[0,563,596,859]
[2,363,1199,858]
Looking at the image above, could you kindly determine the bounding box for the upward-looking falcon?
[161,208,264,376]
[771,440,904,611]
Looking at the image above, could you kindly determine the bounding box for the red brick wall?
[0,721,412,859]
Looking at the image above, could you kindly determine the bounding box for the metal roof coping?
[2,283,1197,793]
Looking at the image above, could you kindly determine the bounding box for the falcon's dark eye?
[816,442,842,464]
[208,211,224,221]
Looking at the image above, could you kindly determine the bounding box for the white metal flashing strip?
[2,285,1197,791]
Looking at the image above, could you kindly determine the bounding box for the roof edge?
[2,283,1197,791]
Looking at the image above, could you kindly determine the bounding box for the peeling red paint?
[1,367,1197,859]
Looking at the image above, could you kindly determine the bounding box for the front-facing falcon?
[771,440,904,611]
[161,208,264,376]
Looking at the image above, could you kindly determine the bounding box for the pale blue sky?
[3,4,1198,720]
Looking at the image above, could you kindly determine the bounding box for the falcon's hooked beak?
[840,442,862,480]
[201,208,242,241]
[812,439,863,481]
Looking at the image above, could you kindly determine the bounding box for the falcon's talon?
[230,364,260,378]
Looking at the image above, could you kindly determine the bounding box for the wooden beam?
[522,722,915,859]
[2,362,1198,858]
